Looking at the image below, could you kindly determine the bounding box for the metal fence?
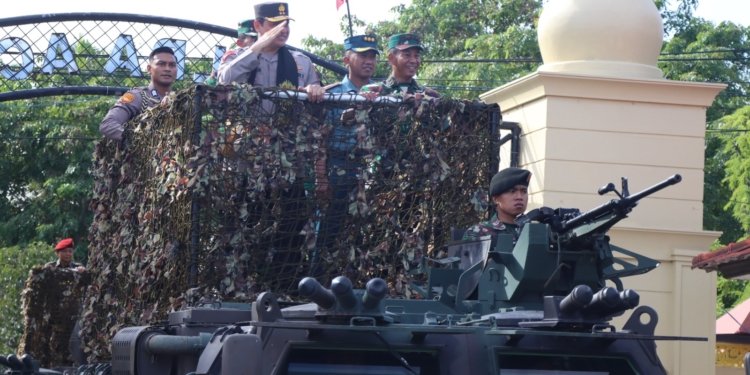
[0,13,345,100]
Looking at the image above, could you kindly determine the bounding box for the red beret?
[54,238,74,251]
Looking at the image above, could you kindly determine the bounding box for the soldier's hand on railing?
[303,83,325,103]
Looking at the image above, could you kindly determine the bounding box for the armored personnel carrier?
[1,173,704,375]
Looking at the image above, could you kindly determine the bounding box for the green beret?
[489,168,531,196]
[237,20,257,38]
[387,33,424,51]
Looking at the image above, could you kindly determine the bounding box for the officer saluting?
[216,2,324,102]
[99,46,177,141]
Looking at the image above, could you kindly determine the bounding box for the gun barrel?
[626,174,681,202]
[562,174,682,231]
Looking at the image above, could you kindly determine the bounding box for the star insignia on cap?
[278,4,286,15]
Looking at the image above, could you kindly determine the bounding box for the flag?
[336,0,346,10]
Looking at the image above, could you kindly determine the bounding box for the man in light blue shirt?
[315,34,380,256]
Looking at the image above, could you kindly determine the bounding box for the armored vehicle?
[1,173,705,375]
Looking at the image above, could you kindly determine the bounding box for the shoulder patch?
[118,92,136,104]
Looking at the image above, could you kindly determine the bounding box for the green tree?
[0,96,110,259]
[720,107,750,232]
[657,14,750,313]
[659,18,750,245]
[0,242,53,354]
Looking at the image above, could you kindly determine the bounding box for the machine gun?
[527,173,682,242]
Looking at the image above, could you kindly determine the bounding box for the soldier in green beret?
[369,33,439,98]
[463,167,532,243]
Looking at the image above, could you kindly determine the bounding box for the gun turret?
[465,174,681,317]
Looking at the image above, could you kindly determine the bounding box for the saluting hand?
[250,21,288,53]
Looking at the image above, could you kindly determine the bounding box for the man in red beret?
[47,238,85,271]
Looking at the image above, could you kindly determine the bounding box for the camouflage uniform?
[377,76,425,97]
[45,260,84,269]
[99,84,164,141]
[463,213,520,241]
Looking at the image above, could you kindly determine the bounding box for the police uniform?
[216,2,320,88]
[463,168,532,244]
[99,84,164,141]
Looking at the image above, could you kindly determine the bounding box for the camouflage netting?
[17,266,90,368]
[82,84,501,361]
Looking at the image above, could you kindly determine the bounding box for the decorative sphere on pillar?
[537,0,664,79]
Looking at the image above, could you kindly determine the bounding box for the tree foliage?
[0,96,109,260]
[659,17,750,244]
[656,6,750,313]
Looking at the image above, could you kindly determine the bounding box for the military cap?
[387,33,424,51]
[55,238,74,251]
[344,34,380,54]
[254,2,294,22]
[489,167,531,196]
[237,19,258,37]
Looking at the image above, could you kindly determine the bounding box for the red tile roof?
[693,238,750,278]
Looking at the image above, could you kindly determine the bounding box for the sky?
[2,0,749,47]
